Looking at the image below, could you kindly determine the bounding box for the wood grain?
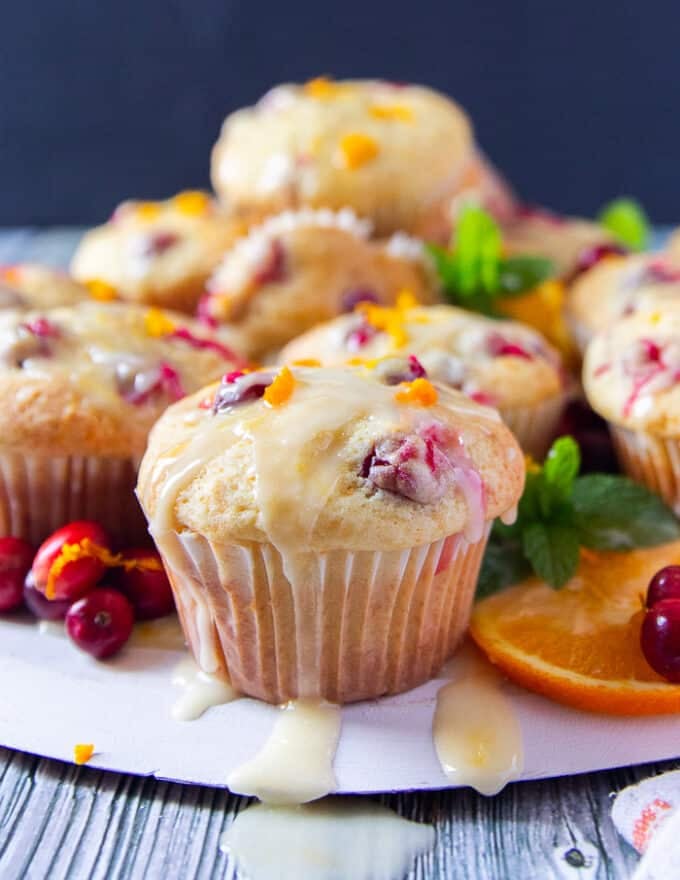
[0,228,673,879]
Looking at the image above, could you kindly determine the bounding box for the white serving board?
[2,615,680,793]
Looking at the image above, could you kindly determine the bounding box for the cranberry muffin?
[200,209,439,359]
[584,304,680,513]
[137,364,524,704]
[0,302,243,544]
[211,77,515,239]
[567,252,680,353]
[283,301,566,456]
[0,264,89,310]
[71,191,245,313]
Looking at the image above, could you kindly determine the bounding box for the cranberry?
[647,567,680,608]
[212,370,275,413]
[21,317,60,339]
[141,231,179,257]
[65,588,134,659]
[0,537,34,612]
[32,521,110,601]
[374,355,427,386]
[640,260,680,285]
[486,333,533,360]
[169,327,241,363]
[253,239,287,286]
[362,431,455,504]
[122,361,186,405]
[641,599,680,682]
[340,288,379,312]
[114,548,174,620]
[23,571,72,620]
[345,321,378,352]
[570,243,628,282]
[196,293,218,328]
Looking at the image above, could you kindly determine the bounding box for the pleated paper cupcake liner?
[499,392,567,460]
[611,427,680,515]
[0,451,147,545]
[159,525,491,705]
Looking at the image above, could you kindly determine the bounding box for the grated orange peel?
[394,378,438,407]
[46,539,162,599]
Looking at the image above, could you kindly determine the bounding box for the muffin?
[0,264,89,310]
[200,208,439,359]
[501,206,618,279]
[0,302,244,544]
[282,301,567,457]
[210,77,514,239]
[71,191,245,313]
[567,252,680,353]
[137,364,524,703]
[584,304,680,513]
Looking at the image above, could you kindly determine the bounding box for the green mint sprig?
[477,436,680,596]
[426,204,554,317]
[598,197,650,252]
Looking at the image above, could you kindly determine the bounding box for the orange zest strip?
[395,378,438,406]
[263,366,296,407]
[369,103,414,122]
[303,76,342,99]
[134,201,161,221]
[338,133,379,169]
[291,358,321,367]
[85,278,118,302]
[144,308,176,337]
[74,743,95,765]
[46,539,162,599]
[357,289,420,349]
[173,190,210,216]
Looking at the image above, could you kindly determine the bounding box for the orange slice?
[470,541,680,715]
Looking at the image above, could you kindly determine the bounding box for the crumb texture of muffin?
[202,209,438,358]
[138,365,524,703]
[71,191,245,313]
[0,302,243,542]
[282,301,566,455]
[211,78,478,236]
[0,264,89,310]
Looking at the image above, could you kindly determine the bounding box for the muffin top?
[138,365,524,552]
[201,208,438,359]
[0,264,89,310]
[210,78,474,236]
[502,208,616,278]
[584,305,680,435]
[0,302,244,457]
[567,252,680,350]
[71,191,245,313]
[282,302,564,409]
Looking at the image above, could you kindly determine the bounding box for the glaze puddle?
[171,656,238,721]
[219,797,435,880]
[227,699,341,804]
[433,646,523,795]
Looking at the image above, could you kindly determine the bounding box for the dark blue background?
[1,0,678,225]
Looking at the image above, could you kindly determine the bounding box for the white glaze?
[227,699,341,804]
[219,797,435,880]
[433,646,523,796]
[171,655,238,721]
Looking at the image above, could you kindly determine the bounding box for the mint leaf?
[498,256,554,296]
[543,436,581,497]
[521,522,580,588]
[476,536,531,599]
[424,243,457,289]
[598,197,650,251]
[573,474,680,550]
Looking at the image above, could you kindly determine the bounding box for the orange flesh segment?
[470,542,680,715]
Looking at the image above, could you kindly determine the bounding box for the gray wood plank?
[0,227,672,879]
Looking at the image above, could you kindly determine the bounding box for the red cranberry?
[141,231,179,257]
[253,239,287,286]
[196,293,218,329]
[341,288,379,312]
[362,431,455,504]
[21,317,60,339]
[374,355,427,385]
[641,599,680,682]
[32,521,110,601]
[169,327,241,363]
[570,243,628,282]
[65,588,134,659]
[23,571,72,620]
[122,361,186,405]
[647,567,680,608]
[114,548,174,620]
[640,260,680,285]
[345,321,378,352]
[0,536,34,612]
[212,370,275,413]
[486,333,533,360]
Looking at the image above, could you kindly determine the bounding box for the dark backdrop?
[1,0,678,225]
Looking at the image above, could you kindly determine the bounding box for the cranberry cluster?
[641,566,680,681]
[0,521,174,660]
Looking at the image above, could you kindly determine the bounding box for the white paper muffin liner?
[498,392,567,459]
[0,451,147,545]
[158,524,491,704]
[611,427,680,515]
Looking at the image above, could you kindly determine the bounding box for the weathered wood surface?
[0,228,671,880]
